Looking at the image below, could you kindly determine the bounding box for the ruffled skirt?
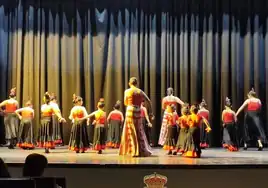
[17,119,34,149]
[37,117,55,149]
[68,121,90,152]
[106,120,121,148]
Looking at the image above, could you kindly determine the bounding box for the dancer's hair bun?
[9,87,16,98]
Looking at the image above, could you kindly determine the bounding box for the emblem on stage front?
[144,172,167,188]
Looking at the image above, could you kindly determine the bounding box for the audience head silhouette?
[23,153,48,177]
[0,158,10,178]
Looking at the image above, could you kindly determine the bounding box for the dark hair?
[44,92,50,104]
[23,153,48,177]
[26,100,32,107]
[0,158,10,178]
[9,87,16,98]
[190,105,198,114]
[50,93,56,101]
[225,97,232,108]
[73,94,82,104]
[114,100,121,110]
[167,88,174,96]
[129,77,138,86]
[248,88,257,98]
[181,103,189,115]
[171,104,176,111]
[98,98,105,108]
[200,99,207,108]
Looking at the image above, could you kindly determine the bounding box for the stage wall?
[7,166,268,188]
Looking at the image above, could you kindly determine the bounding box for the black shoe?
[76,151,79,154]
[258,147,263,151]
[167,151,172,155]
[45,149,49,153]
[172,151,177,155]
[8,145,14,149]
[98,150,102,154]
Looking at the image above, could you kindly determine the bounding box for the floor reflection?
[1,147,268,165]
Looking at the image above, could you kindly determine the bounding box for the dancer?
[38,92,65,153]
[141,101,153,145]
[50,94,64,146]
[68,94,90,153]
[159,88,184,146]
[119,77,153,157]
[173,103,189,155]
[106,100,124,148]
[222,97,238,152]
[15,100,35,149]
[198,99,210,149]
[183,105,211,158]
[163,105,179,155]
[236,88,266,150]
[80,98,106,154]
[0,88,19,149]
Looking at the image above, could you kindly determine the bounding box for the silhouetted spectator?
[0,158,10,177]
[23,154,48,177]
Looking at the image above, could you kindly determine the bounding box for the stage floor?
[1,147,268,167]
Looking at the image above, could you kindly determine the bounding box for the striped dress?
[119,87,151,157]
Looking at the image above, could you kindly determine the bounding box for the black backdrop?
[0,0,267,146]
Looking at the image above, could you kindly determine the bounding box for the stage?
[2,147,268,166]
[3,147,268,188]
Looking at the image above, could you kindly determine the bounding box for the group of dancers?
[0,77,266,158]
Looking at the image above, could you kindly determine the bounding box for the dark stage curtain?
[0,0,267,146]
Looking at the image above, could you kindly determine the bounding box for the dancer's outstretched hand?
[148,122,152,127]
[205,127,212,133]
[60,118,66,123]
[150,114,155,120]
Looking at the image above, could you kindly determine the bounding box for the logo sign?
[144,172,167,188]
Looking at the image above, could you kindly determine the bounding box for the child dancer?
[236,88,266,150]
[38,92,65,153]
[15,100,34,149]
[106,101,124,148]
[0,88,19,149]
[183,105,211,158]
[50,94,64,146]
[163,105,179,155]
[81,98,106,154]
[173,103,189,155]
[141,101,153,145]
[222,97,238,152]
[68,94,90,153]
[198,99,210,148]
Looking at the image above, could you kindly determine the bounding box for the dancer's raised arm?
[235,99,249,117]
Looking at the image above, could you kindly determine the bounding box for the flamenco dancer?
[15,100,35,149]
[106,100,124,148]
[0,87,19,149]
[68,95,90,153]
[38,92,66,153]
[50,94,64,146]
[119,77,153,157]
[198,99,210,149]
[183,105,211,158]
[80,98,106,154]
[173,104,189,155]
[163,105,179,155]
[236,88,266,150]
[141,101,153,145]
[222,97,238,152]
[159,88,184,146]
